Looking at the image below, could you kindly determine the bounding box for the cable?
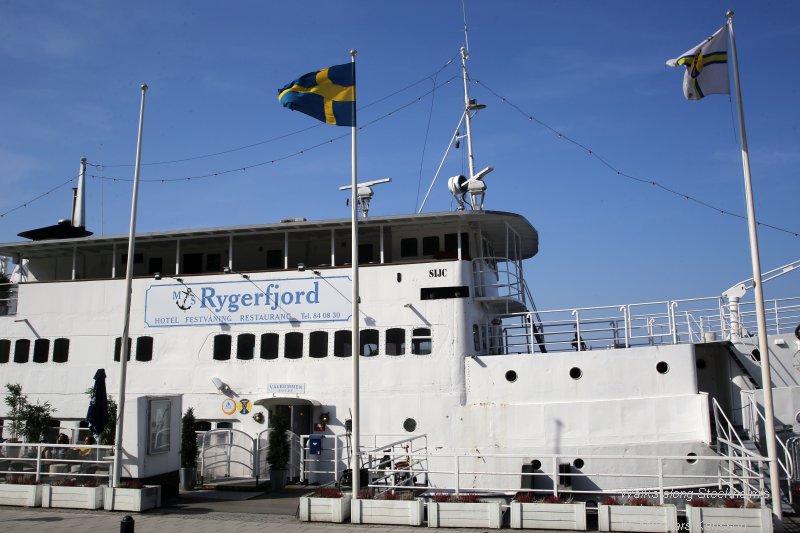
[415,75,439,211]
[0,176,78,220]
[473,79,800,238]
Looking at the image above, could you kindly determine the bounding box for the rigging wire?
[473,79,800,239]
[90,76,460,184]
[89,55,459,170]
[0,176,78,220]
[414,74,440,211]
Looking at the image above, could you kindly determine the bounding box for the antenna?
[339,178,392,218]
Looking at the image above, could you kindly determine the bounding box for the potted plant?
[510,493,587,530]
[686,497,772,533]
[42,478,104,510]
[299,487,352,523]
[21,399,56,444]
[351,490,425,526]
[427,493,504,529]
[103,479,161,512]
[180,407,198,490]
[266,408,290,491]
[598,496,678,533]
[2,383,25,457]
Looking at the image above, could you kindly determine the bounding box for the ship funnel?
[71,157,87,228]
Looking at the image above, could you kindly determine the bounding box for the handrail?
[0,442,113,485]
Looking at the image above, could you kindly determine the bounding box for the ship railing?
[0,442,113,485]
[361,434,430,494]
[355,450,770,508]
[472,257,524,303]
[199,428,258,483]
[724,297,800,338]
[0,281,17,316]
[488,295,798,354]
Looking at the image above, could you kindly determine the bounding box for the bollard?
[120,515,134,533]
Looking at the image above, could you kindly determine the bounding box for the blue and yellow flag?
[278,63,355,127]
[666,25,729,101]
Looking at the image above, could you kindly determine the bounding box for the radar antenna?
[339,178,392,218]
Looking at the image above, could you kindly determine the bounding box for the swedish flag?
[278,63,355,127]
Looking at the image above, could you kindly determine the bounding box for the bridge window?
[386,328,405,356]
[422,236,440,256]
[333,330,351,357]
[14,339,30,363]
[33,339,50,363]
[400,238,418,258]
[237,334,255,360]
[411,328,432,355]
[360,329,379,356]
[0,339,10,363]
[136,336,154,362]
[114,337,132,362]
[309,331,328,358]
[53,338,70,363]
[260,333,279,360]
[213,334,232,361]
[285,332,303,359]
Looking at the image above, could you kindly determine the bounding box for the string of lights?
[89,55,459,169]
[89,75,460,184]
[0,176,79,220]
[473,79,799,238]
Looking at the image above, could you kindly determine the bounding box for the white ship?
[1,47,799,517]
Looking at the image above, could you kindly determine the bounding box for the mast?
[460,46,477,181]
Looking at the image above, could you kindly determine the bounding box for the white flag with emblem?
[667,25,730,100]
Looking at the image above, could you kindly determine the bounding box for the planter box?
[103,485,161,512]
[352,497,425,526]
[0,484,42,507]
[428,500,503,529]
[686,505,772,533]
[598,504,678,533]
[299,493,351,523]
[42,485,104,510]
[511,500,587,530]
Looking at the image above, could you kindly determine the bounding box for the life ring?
[795,323,800,340]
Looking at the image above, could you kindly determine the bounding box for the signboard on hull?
[144,275,352,327]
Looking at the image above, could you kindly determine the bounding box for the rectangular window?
[386,328,405,356]
[206,253,222,273]
[334,330,351,357]
[0,339,11,363]
[309,331,328,358]
[114,337,132,362]
[121,253,143,264]
[266,249,283,269]
[213,335,231,360]
[285,332,303,359]
[183,253,203,274]
[444,232,470,258]
[422,236,440,256]
[421,286,470,300]
[411,328,432,355]
[33,338,50,363]
[136,336,154,361]
[237,334,255,360]
[400,238,418,258]
[358,244,374,263]
[14,339,30,363]
[260,333,279,359]
[53,338,70,363]
[148,257,163,275]
[360,329,379,356]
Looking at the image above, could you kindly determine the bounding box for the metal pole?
[112,84,148,488]
[349,49,361,499]
[460,47,476,180]
[727,11,782,523]
[73,157,86,228]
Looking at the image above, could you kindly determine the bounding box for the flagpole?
[348,49,361,499]
[112,83,148,489]
[727,11,782,522]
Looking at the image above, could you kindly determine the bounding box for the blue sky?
[1,0,798,310]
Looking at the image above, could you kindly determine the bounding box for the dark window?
[195,421,212,432]
[121,253,143,264]
[114,337,132,362]
[386,328,405,356]
[183,253,203,274]
[206,253,222,273]
[411,328,432,355]
[0,339,10,363]
[309,331,328,358]
[400,238,418,258]
[422,236,440,256]
[360,329,379,356]
[213,334,232,360]
[285,332,303,359]
[359,244,374,263]
[136,336,153,362]
[444,232,470,258]
[237,334,255,360]
[148,257,163,275]
[33,339,50,363]
[421,286,470,300]
[216,422,233,429]
[14,339,30,363]
[260,333,279,360]
[333,330,351,357]
[266,249,283,269]
[53,338,70,363]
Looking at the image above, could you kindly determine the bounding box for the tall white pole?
[73,157,87,228]
[349,50,361,499]
[727,11,782,523]
[460,47,476,180]
[112,84,148,488]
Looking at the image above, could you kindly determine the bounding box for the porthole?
[696,358,706,370]
[656,361,669,374]
[686,452,698,465]
[530,459,542,470]
[403,418,417,432]
[569,367,582,380]
[505,370,518,383]
[573,458,585,469]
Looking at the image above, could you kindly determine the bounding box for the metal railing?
[472,257,524,303]
[0,442,113,484]
[199,428,257,482]
[0,282,17,316]
[488,296,799,354]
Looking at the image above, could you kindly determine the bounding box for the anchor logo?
[175,288,195,310]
